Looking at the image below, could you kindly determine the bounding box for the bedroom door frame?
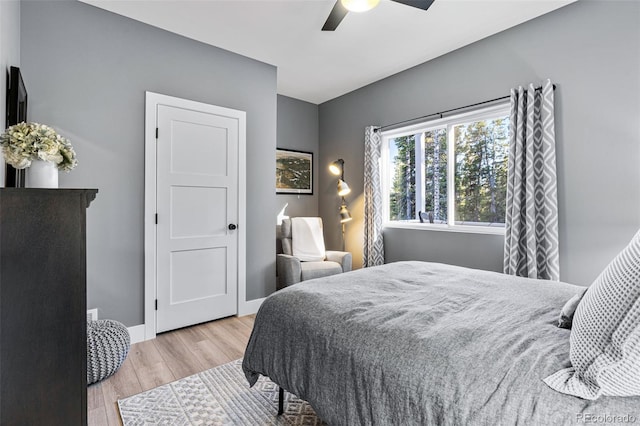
[143,91,247,341]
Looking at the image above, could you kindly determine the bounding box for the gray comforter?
[242,261,640,425]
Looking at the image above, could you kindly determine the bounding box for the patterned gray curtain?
[364,126,384,267]
[504,79,559,281]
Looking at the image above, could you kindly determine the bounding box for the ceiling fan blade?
[322,1,349,31]
[391,0,435,11]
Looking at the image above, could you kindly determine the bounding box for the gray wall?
[276,95,319,218]
[319,0,640,286]
[383,228,505,272]
[21,0,277,326]
[0,0,20,187]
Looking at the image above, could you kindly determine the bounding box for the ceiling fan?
[322,0,435,31]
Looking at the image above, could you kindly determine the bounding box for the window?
[383,103,510,232]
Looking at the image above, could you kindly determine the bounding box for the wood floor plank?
[100,356,142,426]
[154,328,207,379]
[102,401,122,426]
[87,382,104,412]
[215,318,253,355]
[89,315,255,426]
[196,321,248,364]
[180,322,214,344]
[221,316,253,340]
[178,328,235,371]
[198,319,246,360]
[87,406,109,426]
[127,339,165,371]
[237,314,256,330]
[134,361,176,391]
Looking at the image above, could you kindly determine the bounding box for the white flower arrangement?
[0,122,78,171]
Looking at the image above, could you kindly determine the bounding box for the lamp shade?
[341,0,380,12]
[329,159,343,176]
[337,179,351,196]
[340,204,353,223]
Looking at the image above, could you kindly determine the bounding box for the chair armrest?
[276,254,302,289]
[325,251,352,273]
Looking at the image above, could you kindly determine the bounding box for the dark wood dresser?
[0,188,97,425]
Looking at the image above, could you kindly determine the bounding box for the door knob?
[228,224,237,230]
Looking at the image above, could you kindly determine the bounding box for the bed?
[242,261,640,425]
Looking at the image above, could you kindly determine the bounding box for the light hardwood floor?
[88,314,255,426]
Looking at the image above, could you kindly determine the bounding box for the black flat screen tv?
[5,66,27,186]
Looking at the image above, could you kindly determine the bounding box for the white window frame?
[381,102,510,235]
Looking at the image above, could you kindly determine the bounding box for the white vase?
[26,160,59,188]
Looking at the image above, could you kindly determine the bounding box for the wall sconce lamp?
[337,179,351,196]
[329,158,351,196]
[339,201,352,223]
[331,158,353,250]
[329,159,344,176]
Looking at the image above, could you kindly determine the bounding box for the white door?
[155,102,239,333]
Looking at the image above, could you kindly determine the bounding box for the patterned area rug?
[117,359,325,425]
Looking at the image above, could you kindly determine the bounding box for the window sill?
[383,221,506,236]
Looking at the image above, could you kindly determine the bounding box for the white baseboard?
[238,297,265,316]
[127,325,146,344]
[87,308,99,321]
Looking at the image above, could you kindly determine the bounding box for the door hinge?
[155,213,158,224]
[155,127,158,139]
[155,299,158,311]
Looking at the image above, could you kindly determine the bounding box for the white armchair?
[277,218,352,289]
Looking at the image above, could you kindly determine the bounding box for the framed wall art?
[276,148,313,195]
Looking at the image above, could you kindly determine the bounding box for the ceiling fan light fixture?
[340,0,380,13]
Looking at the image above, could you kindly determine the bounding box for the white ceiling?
[80,0,576,104]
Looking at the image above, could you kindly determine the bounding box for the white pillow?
[544,229,640,399]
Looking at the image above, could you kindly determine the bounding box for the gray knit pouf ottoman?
[87,319,131,385]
